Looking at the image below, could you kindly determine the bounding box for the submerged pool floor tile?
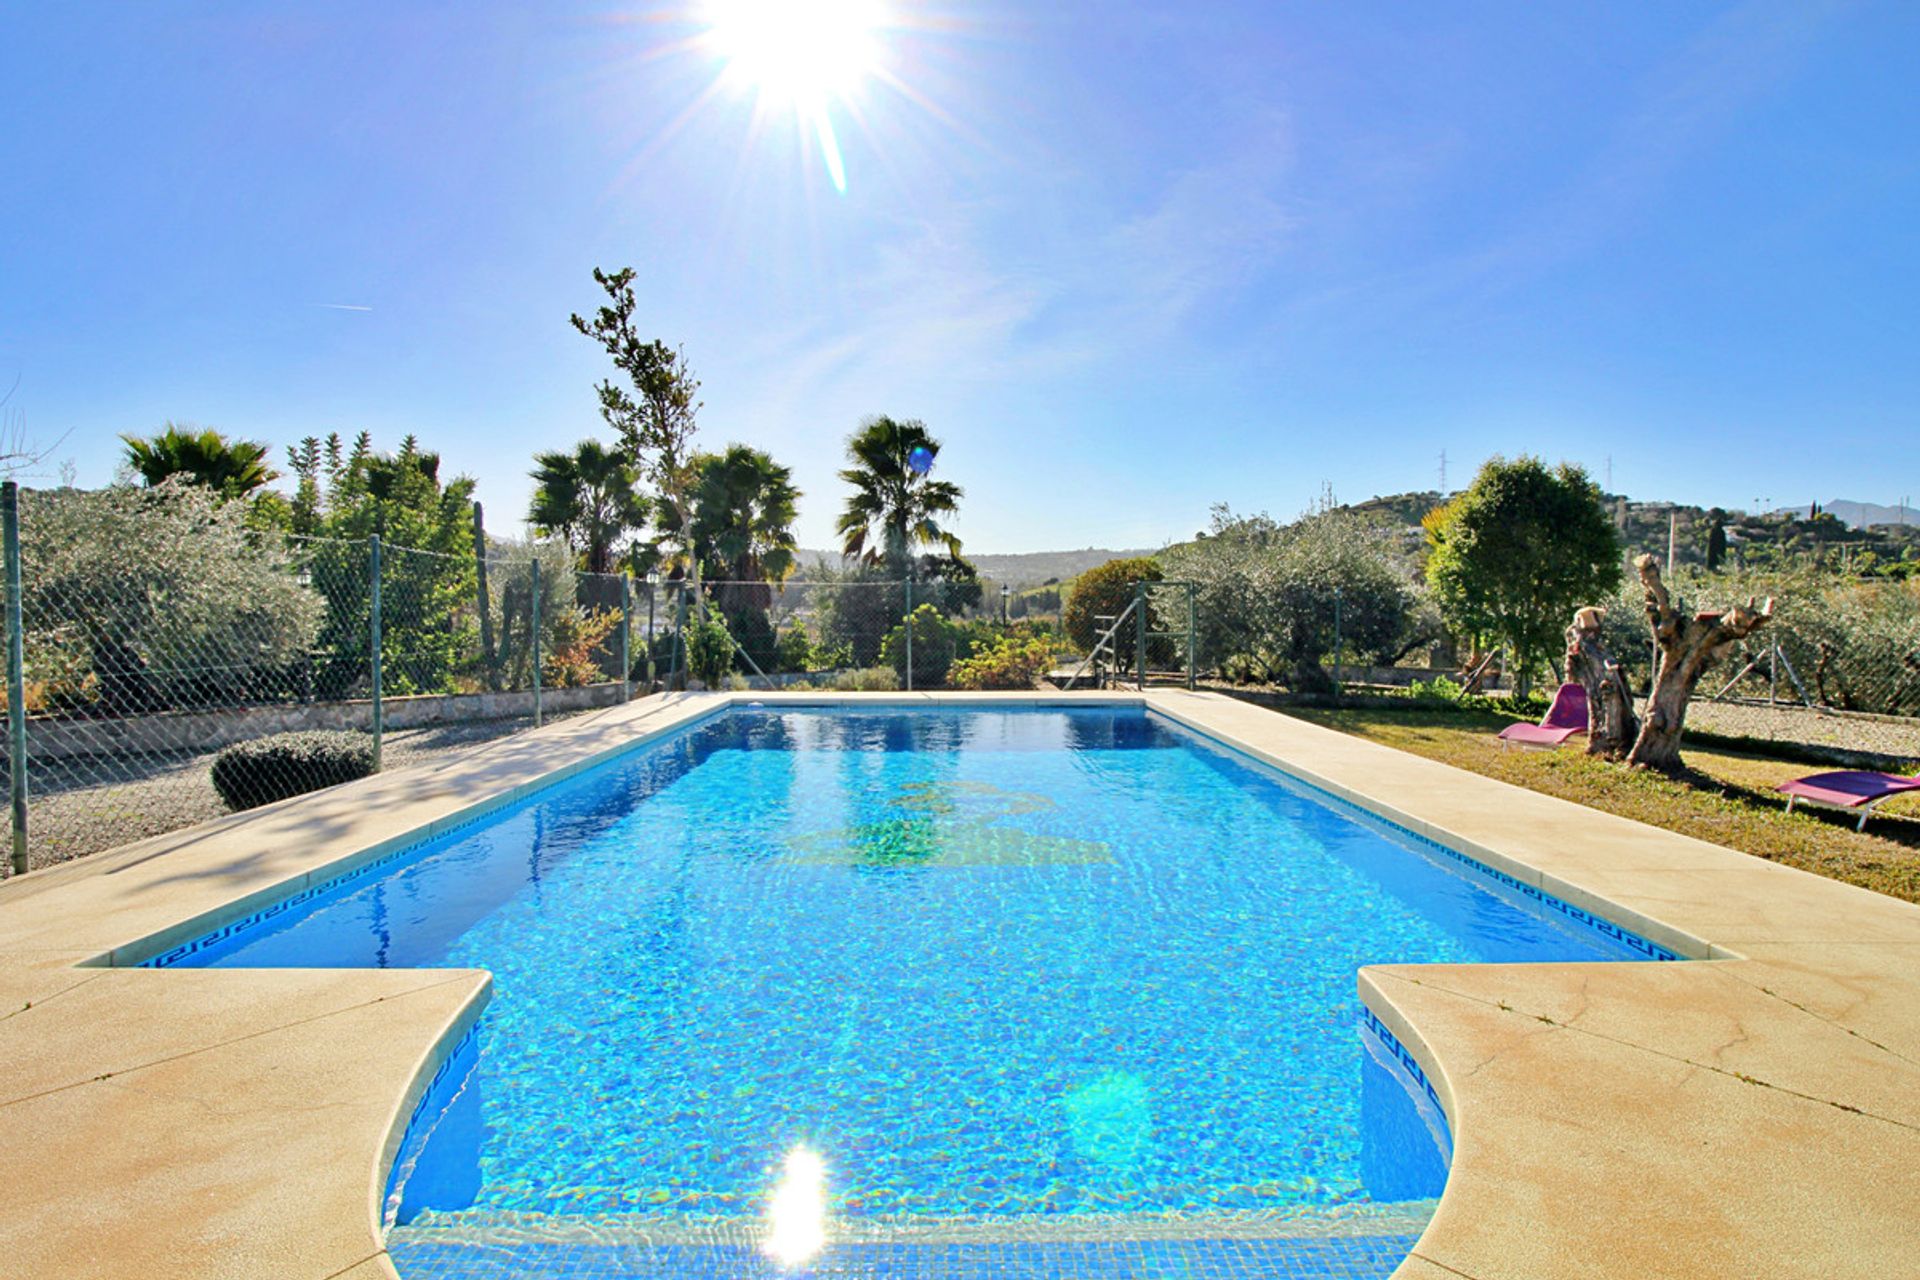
[386,1233,1422,1279]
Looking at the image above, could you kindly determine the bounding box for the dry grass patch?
[1283,704,1920,906]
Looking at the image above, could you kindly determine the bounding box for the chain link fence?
[0,483,1088,874]
[0,483,659,874]
[1669,629,1920,760]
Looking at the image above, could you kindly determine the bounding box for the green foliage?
[210,730,377,811]
[836,416,964,569]
[121,423,278,501]
[542,606,621,688]
[19,480,323,713]
[1408,675,1465,705]
[570,267,702,554]
[880,604,958,687]
[672,445,802,673]
[828,666,900,692]
[1424,456,1621,691]
[1164,503,1418,689]
[774,627,814,673]
[949,636,1054,690]
[287,433,481,697]
[686,613,736,687]
[684,445,800,584]
[807,557,899,666]
[1063,557,1162,666]
[527,439,649,575]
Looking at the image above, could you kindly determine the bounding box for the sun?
[700,0,886,192]
[704,0,883,104]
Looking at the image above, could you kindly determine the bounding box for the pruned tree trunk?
[1626,554,1772,771]
[1565,607,1637,758]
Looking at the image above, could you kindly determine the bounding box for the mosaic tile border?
[1359,1007,1440,1110]
[1147,711,1685,963]
[133,708,730,969]
[384,1019,483,1230]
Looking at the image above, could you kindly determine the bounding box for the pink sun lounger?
[1778,771,1920,831]
[1496,682,1588,750]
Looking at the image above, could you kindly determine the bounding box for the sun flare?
[704,0,883,104]
[700,0,886,192]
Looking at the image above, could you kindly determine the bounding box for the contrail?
[317,303,373,312]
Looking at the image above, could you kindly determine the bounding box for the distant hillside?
[1330,490,1920,572]
[1775,500,1917,529]
[796,547,1157,587]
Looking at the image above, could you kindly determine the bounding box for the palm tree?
[835,416,963,569]
[689,445,801,585]
[121,423,278,499]
[527,439,650,575]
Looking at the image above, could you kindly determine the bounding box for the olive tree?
[20,479,322,712]
[1164,503,1417,690]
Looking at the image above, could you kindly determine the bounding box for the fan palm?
[835,416,963,569]
[527,439,650,575]
[121,423,278,500]
[688,445,801,586]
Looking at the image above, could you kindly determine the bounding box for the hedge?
[210,730,378,811]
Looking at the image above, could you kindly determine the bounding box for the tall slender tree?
[570,268,702,588]
[835,415,964,570]
[527,439,651,575]
[122,423,278,500]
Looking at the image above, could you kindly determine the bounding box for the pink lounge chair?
[1497,682,1588,750]
[1778,771,1920,831]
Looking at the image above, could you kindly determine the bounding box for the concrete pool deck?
[0,689,1915,1279]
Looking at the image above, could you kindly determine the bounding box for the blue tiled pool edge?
[1145,703,1692,963]
[136,699,1687,971]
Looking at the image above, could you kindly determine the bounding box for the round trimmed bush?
[211,730,378,811]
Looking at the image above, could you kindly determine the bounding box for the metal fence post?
[1186,582,1196,691]
[472,502,498,691]
[1332,586,1343,701]
[646,577,658,692]
[530,557,543,726]
[904,578,914,692]
[1134,583,1147,691]
[368,534,383,771]
[4,482,28,876]
[620,573,632,704]
[672,580,686,690]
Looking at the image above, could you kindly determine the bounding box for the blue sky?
[3,1,1917,551]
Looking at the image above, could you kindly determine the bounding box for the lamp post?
[645,570,660,691]
[1001,583,1011,626]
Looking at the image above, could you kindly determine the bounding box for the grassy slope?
[1283,704,1920,906]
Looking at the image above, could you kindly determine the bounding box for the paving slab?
[1,688,1916,1280]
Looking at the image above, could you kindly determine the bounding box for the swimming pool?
[171,705,1667,1279]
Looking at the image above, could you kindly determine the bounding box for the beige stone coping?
[1,689,1915,1279]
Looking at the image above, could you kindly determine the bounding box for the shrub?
[949,637,1054,690]
[830,666,901,692]
[774,627,814,673]
[880,604,958,686]
[211,730,378,811]
[811,639,854,671]
[542,606,621,688]
[1408,675,1464,705]
[686,613,736,688]
[1064,558,1162,667]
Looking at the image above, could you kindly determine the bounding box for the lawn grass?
[1282,703,1920,906]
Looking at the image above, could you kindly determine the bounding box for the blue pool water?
[176,706,1659,1278]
